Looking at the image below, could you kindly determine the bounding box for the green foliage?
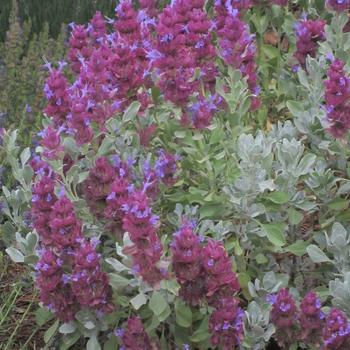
[0,1,67,190]
[0,1,67,131]
[0,0,117,41]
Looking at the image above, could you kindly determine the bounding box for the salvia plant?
[4,0,350,349]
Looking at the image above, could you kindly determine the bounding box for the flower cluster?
[171,221,242,347]
[171,220,206,305]
[104,160,131,222]
[216,8,260,110]
[113,0,152,110]
[83,152,178,285]
[121,189,165,285]
[209,297,244,350]
[215,0,252,24]
[171,222,240,305]
[89,11,107,41]
[323,308,350,349]
[187,97,218,129]
[41,0,263,146]
[139,0,158,19]
[39,126,64,160]
[202,239,240,307]
[31,174,57,245]
[299,291,325,347]
[43,67,70,126]
[48,195,83,249]
[35,249,74,322]
[32,181,113,321]
[269,288,299,347]
[151,0,218,127]
[84,157,117,218]
[268,289,350,349]
[71,239,113,312]
[118,317,152,350]
[326,0,350,12]
[294,18,326,67]
[154,150,179,186]
[68,24,91,73]
[324,58,350,138]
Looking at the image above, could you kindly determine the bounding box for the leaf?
[296,154,316,175]
[287,208,304,225]
[162,279,180,295]
[97,137,114,157]
[20,147,31,166]
[189,328,209,343]
[285,240,308,256]
[174,131,187,139]
[160,331,169,350]
[44,319,59,343]
[328,198,349,211]
[105,258,129,272]
[84,321,95,330]
[59,332,81,350]
[146,315,161,332]
[23,164,34,184]
[199,204,227,219]
[86,335,101,350]
[77,171,89,184]
[6,247,24,263]
[286,100,304,116]
[149,291,168,316]
[109,273,130,289]
[103,336,118,350]
[192,133,203,141]
[261,223,286,247]
[175,300,192,328]
[189,317,210,343]
[35,307,54,327]
[265,191,290,204]
[26,231,38,252]
[306,244,331,263]
[2,186,10,198]
[261,44,280,59]
[297,69,310,89]
[59,322,76,334]
[130,293,147,310]
[123,101,141,123]
[24,254,39,264]
[158,304,171,322]
[238,272,251,288]
[336,181,350,195]
[255,253,268,264]
[63,137,79,154]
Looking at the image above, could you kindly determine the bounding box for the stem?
[4,300,33,350]
[21,323,41,348]
[0,286,22,329]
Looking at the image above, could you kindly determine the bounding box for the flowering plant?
[3,1,350,349]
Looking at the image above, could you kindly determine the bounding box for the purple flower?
[120,317,152,350]
[326,0,350,12]
[298,291,324,346]
[324,59,350,138]
[270,289,299,348]
[209,297,244,349]
[323,308,350,349]
[294,18,326,67]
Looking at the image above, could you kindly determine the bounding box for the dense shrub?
[3,0,350,349]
